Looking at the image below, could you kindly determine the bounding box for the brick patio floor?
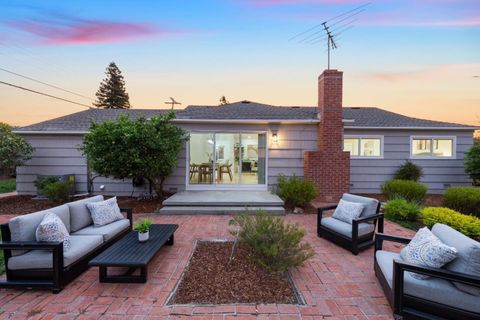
[0,214,415,320]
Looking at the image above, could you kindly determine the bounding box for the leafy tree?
[81,112,188,198]
[465,141,480,186]
[0,122,33,176]
[219,96,229,105]
[94,62,131,109]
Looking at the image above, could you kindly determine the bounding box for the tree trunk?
[149,176,166,200]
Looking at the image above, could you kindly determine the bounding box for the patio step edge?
[158,206,285,215]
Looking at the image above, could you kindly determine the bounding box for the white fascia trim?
[344,126,479,130]
[13,130,88,135]
[172,119,320,124]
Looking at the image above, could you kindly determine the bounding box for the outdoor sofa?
[317,193,383,254]
[0,195,132,293]
[375,223,480,320]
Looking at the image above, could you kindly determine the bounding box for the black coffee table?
[89,224,178,283]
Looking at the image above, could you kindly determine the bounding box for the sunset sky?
[0,0,479,127]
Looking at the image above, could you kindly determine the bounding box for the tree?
[465,140,480,186]
[219,96,229,105]
[94,62,131,109]
[0,122,34,176]
[81,112,188,198]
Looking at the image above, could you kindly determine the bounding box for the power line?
[0,80,92,109]
[0,67,94,101]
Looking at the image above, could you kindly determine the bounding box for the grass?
[0,179,15,193]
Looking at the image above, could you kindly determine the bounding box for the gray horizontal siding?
[16,123,318,196]
[346,129,475,194]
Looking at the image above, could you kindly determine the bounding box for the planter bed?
[169,241,301,305]
[0,195,161,215]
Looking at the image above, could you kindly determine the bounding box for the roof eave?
[172,119,320,124]
[344,126,479,130]
[13,130,89,135]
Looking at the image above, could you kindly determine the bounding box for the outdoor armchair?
[317,193,383,255]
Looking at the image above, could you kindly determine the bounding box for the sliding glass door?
[188,132,267,187]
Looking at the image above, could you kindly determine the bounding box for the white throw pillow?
[400,227,457,280]
[35,212,71,251]
[332,199,365,224]
[86,197,124,226]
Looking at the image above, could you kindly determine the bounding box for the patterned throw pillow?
[332,199,365,224]
[35,212,71,251]
[86,197,124,226]
[400,227,457,280]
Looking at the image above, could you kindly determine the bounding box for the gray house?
[14,70,477,200]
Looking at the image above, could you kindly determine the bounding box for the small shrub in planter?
[383,198,420,222]
[381,179,427,202]
[394,160,423,182]
[420,207,480,238]
[230,211,315,273]
[442,187,480,217]
[34,177,71,203]
[275,175,318,209]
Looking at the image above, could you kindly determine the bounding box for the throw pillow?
[86,197,124,226]
[35,212,71,251]
[332,199,365,224]
[400,227,457,280]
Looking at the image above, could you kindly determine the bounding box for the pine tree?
[94,62,131,109]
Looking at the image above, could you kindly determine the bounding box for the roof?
[15,101,476,133]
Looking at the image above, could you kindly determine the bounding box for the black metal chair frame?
[374,233,480,320]
[0,208,133,293]
[317,202,383,255]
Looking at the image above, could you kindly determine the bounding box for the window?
[411,137,455,158]
[343,136,383,158]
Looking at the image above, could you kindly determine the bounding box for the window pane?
[360,139,381,157]
[412,139,431,156]
[433,139,453,157]
[344,138,359,156]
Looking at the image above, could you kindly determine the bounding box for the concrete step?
[158,206,285,215]
[162,190,284,207]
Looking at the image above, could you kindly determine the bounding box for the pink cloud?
[367,64,480,82]
[8,15,175,45]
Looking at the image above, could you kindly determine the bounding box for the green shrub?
[381,179,427,202]
[420,207,480,238]
[34,177,71,203]
[230,211,315,273]
[383,198,420,222]
[464,142,480,186]
[394,160,423,182]
[275,175,318,208]
[443,187,480,217]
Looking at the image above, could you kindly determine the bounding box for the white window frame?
[343,135,384,159]
[409,136,456,159]
[185,130,269,191]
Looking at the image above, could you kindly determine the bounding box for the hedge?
[381,179,427,202]
[442,187,480,217]
[420,207,480,238]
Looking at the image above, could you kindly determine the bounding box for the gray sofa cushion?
[68,195,104,232]
[432,223,480,296]
[8,235,103,270]
[321,217,375,238]
[8,204,70,256]
[375,250,480,313]
[341,193,379,218]
[72,219,130,242]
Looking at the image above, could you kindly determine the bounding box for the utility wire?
[0,80,92,109]
[288,2,370,41]
[0,67,94,101]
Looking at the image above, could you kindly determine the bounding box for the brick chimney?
[304,69,350,202]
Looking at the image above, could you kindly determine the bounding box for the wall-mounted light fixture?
[272,130,278,144]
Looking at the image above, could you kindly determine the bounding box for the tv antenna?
[289,2,370,69]
[164,97,181,110]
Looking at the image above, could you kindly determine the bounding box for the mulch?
[0,195,161,216]
[171,241,297,305]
